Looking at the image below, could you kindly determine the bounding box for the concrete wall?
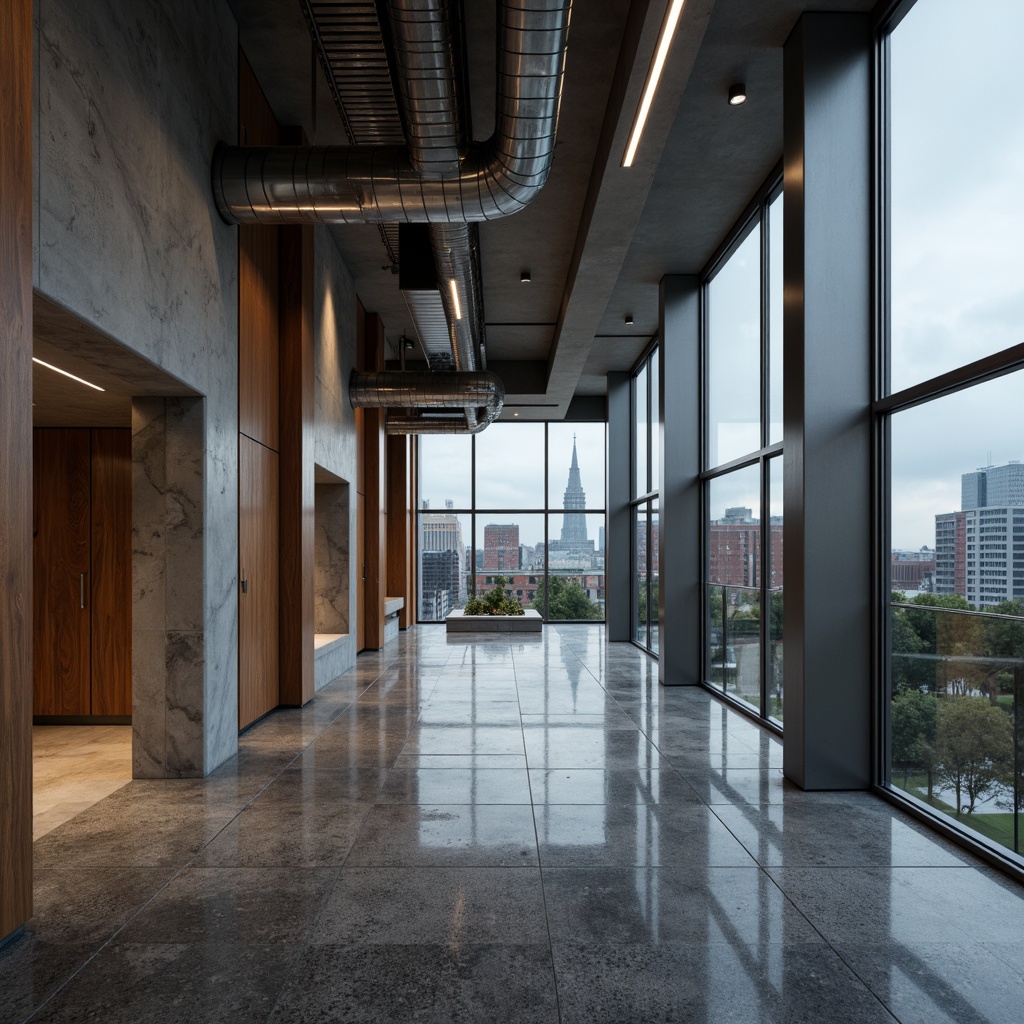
[34,0,240,772]
[312,228,360,685]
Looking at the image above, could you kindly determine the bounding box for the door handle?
[80,572,86,609]
[240,572,248,594]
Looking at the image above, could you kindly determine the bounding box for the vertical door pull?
[240,572,248,594]
[80,572,86,609]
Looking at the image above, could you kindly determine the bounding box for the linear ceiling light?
[449,279,462,320]
[622,0,687,168]
[32,357,105,392]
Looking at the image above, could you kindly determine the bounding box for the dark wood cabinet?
[33,427,132,719]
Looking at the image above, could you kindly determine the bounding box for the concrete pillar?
[659,276,702,685]
[606,372,632,641]
[782,13,873,788]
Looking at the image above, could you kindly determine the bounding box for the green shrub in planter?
[464,576,524,616]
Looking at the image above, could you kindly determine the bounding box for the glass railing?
[708,584,763,712]
[890,600,1024,858]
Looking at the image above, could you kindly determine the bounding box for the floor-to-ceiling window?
[417,423,606,622]
[702,177,783,726]
[631,347,659,654]
[880,0,1024,867]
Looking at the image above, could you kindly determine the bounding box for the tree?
[530,576,602,620]
[891,688,938,794]
[935,696,1013,814]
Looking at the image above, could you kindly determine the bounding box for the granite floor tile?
[524,727,667,770]
[345,804,539,866]
[551,942,898,1024]
[835,941,1024,1024]
[314,866,547,944]
[377,768,533,804]
[195,802,372,868]
[31,942,302,1024]
[256,766,388,805]
[542,866,820,945]
[528,768,701,805]
[267,943,559,1024]
[120,867,336,945]
[533,803,757,867]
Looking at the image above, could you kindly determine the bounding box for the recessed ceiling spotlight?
[520,270,531,284]
[624,314,634,326]
[729,82,747,106]
[513,412,520,417]
[402,337,415,351]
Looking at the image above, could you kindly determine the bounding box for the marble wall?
[314,482,350,637]
[35,0,239,773]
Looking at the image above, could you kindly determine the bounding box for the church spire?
[560,436,588,545]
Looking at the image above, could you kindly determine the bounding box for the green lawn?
[893,777,1019,851]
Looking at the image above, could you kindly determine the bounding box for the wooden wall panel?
[386,434,414,629]
[277,137,314,704]
[238,52,279,451]
[1,0,34,940]
[238,436,280,729]
[90,429,132,716]
[360,314,387,649]
[356,491,366,651]
[33,429,91,717]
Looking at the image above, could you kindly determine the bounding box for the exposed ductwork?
[214,0,570,432]
[212,0,571,226]
[349,369,504,434]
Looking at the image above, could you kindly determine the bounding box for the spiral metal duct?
[349,370,504,434]
[211,0,572,225]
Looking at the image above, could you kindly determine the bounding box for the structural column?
[659,276,701,685]
[606,372,631,641]
[0,0,33,943]
[782,13,873,788]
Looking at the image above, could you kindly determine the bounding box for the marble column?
[132,397,207,778]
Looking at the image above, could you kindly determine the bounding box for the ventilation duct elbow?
[212,1,572,226]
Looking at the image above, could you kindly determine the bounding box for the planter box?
[446,609,542,633]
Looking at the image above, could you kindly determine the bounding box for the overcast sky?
[889,0,1024,548]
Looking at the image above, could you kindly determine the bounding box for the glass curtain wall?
[702,178,784,725]
[417,423,607,622]
[881,0,1024,864]
[631,348,660,654]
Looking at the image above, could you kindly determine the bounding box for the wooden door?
[33,428,91,715]
[239,435,280,729]
[90,429,132,716]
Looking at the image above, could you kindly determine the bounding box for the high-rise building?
[708,508,784,589]
[420,512,467,606]
[936,463,1024,606]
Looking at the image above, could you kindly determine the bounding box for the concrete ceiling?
[229,0,876,420]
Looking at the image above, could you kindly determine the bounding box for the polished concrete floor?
[32,725,132,840]
[4,625,1024,1022]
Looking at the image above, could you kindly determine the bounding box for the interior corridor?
[4,627,1024,1023]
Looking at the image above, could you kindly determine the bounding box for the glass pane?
[635,504,649,645]
[650,349,660,494]
[708,225,761,468]
[888,372,1024,855]
[708,467,761,706]
[635,365,648,497]
[548,512,605,621]
[768,192,783,445]
[473,513,545,612]
[890,0,1024,392]
[548,422,605,511]
[419,511,472,621]
[475,423,545,508]
[650,504,660,655]
[768,455,783,721]
[418,435,472,511]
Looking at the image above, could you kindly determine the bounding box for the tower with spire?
[559,434,590,546]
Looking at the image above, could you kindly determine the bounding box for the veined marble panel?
[315,482,349,636]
